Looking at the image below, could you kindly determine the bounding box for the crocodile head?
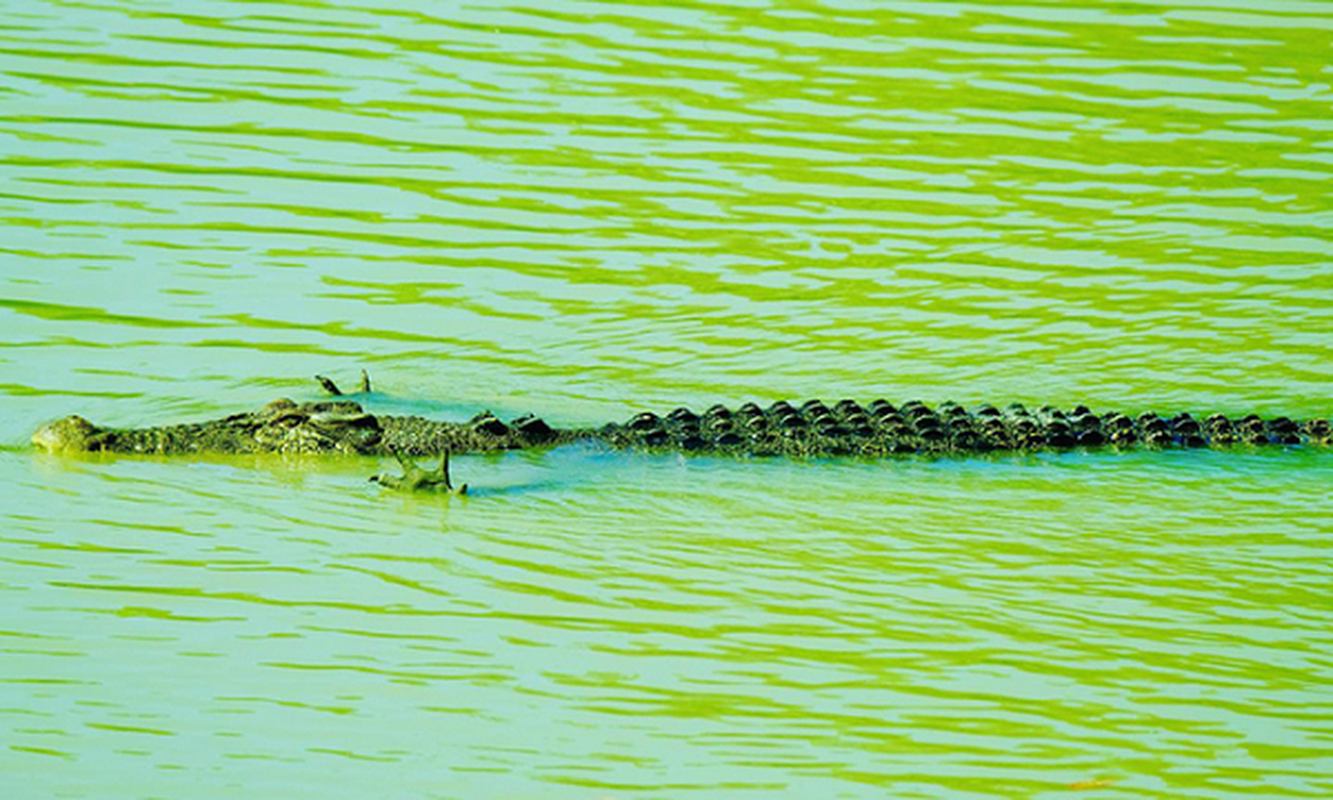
[33,399,386,456]
[32,415,109,453]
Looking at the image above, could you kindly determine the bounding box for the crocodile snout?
[32,415,102,452]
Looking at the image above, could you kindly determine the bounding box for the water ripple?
[4,0,1333,797]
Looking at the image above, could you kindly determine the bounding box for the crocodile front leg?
[370,448,467,495]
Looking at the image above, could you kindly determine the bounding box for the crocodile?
[30,372,1331,491]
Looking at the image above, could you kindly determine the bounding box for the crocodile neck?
[377,415,593,456]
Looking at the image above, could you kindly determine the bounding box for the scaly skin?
[31,396,1332,458]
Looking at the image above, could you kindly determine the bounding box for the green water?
[2,0,1332,797]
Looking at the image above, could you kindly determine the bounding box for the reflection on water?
[2,0,1332,797]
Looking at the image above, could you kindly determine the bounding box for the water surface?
[2,0,1332,797]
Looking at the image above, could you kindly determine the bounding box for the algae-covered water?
[2,1,1332,798]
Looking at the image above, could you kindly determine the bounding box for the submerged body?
[31,395,1332,459]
